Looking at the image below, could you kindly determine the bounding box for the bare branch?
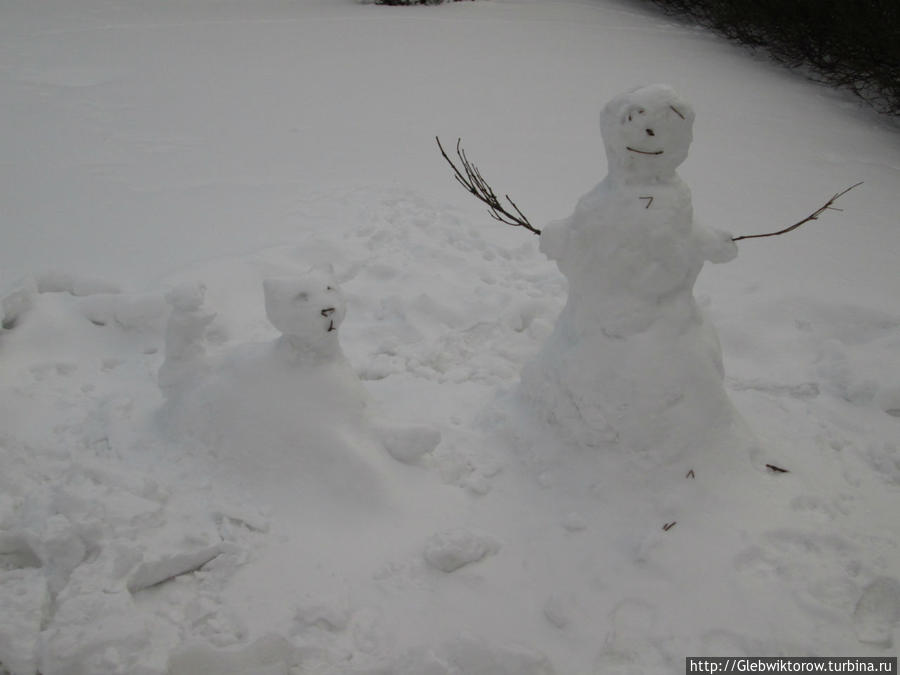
[437,136,860,245]
[436,136,541,236]
[732,182,863,242]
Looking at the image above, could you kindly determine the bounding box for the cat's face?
[263,272,346,350]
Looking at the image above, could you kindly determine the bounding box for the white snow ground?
[2,0,900,673]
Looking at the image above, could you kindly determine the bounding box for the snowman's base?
[521,305,744,466]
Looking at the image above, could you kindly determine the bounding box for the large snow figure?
[522,85,740,459]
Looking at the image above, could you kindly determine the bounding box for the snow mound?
[423,528,500,573]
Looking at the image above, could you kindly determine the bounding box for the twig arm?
[732,182,863,242]
[436,136,541,236]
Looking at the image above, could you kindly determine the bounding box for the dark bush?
[648,0,900,116]
[373,0,470,5]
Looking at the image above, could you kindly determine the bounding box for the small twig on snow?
[436,136,541,236]
[732,182,863,242]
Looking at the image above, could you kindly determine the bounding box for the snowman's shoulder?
[573,181,610,213]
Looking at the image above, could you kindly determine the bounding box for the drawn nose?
[646,128,655,136]
[321,307,336,318]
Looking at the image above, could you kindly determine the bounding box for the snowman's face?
[263,272,346,349]
[601,85,695,181]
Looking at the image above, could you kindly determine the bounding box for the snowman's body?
[522,85,740,458]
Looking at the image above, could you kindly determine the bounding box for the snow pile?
[522,85,747,461]
[0,438,243,674]
[2,194,899,673]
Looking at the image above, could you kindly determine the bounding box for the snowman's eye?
[294,292,309,302]
[625,107,646,123]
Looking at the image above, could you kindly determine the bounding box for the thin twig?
[436,136,541,236]
[733,182,863,242]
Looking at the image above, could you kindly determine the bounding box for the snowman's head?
[263,268,346,354]
[600,84,695,182]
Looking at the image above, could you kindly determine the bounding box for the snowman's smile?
[626,147,664,155]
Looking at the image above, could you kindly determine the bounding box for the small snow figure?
[522,85,741,459]
[159,281,216,394]
[159,267,440,511]
[263,274,346,364]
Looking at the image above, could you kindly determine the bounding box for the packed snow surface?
[2,0,900,673]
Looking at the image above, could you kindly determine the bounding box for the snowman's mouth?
[627,147,664,156]
[321,307,337,332]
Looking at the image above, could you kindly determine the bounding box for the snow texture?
[167,634,298,675]
[522,85,744,459]
[1,1,899,673]
[0,570,48,675]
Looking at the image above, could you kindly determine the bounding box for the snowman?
[521,84,741,460]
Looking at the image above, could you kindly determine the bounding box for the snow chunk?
[398,634,554,675]
[0,569,49,675]
[853,577,900,647]
[423,529,499,573]
[377,423,441,464]
[39,585,150,675]
[560,512,587,532]
[542,595,570,629]
[167,634,297,675]
[127,541,222,593]
[294,599,351,633]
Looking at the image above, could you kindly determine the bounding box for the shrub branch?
[436,136,541,236]
[732,182,863,241]
[438,137,861,245]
